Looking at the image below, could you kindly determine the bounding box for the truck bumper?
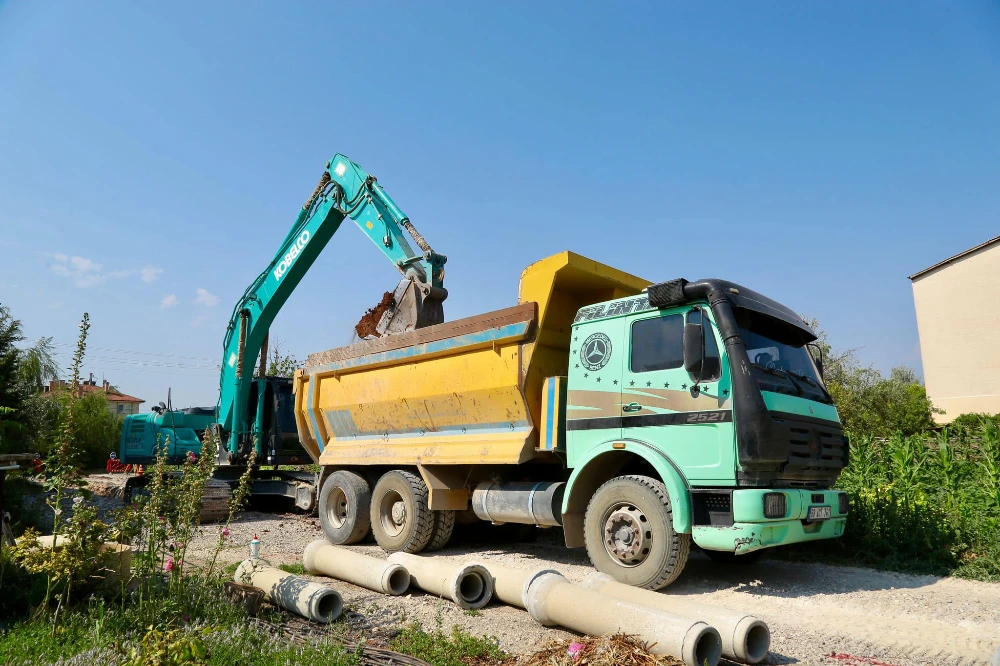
[692,488,848,554]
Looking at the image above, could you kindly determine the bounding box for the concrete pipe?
[581,572,770,664]
[524,572,722,666]
[480,561,561,609]
[303,540,410,596]
[387,552,494,610]
[471,481,564,526]
[234,560,343,623]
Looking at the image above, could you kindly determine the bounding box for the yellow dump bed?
[294,252,649,467]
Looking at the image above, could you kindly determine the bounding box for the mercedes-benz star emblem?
[580,332,612,371]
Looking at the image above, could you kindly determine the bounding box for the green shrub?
[805,425,1000,579]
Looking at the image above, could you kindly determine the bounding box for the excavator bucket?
[354,278,447,339]
[376,278,446,336]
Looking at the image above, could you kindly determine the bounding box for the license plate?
[808,505,832,521]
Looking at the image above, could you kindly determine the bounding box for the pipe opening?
[315,592,343,622]
[386,567,410,596]
[743,622,771,663]
[459,573,486,605]
[694,628,723,666]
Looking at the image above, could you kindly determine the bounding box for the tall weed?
[830,425,1000,579]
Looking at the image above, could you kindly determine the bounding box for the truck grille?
[771,412,848,486]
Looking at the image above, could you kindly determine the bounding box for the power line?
[48,352,218,371]
[33,340,218,363]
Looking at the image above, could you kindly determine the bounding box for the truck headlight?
[839,492,850,515]
[763,492,787,519]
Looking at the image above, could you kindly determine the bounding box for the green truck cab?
[554,278,848,587]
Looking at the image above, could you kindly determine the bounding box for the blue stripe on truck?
[307,321,531,377]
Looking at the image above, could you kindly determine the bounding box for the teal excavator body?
[119,154,446,477]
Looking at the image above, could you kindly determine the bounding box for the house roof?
[45,382,144,403]
[909,235,1000,281]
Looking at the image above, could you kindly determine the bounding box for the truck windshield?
[734,308,831,404]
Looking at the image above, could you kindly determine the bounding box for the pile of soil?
[355,291,395,339]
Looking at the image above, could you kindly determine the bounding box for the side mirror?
[683,322,705,380]
[807,342,824,378]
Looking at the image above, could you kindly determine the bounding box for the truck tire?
[370,470,435,553]
[319,470,372,545]
[583,474,690,590]
[424,510,455,551]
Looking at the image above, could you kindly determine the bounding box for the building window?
[631,314,684,373]
[117,404,124,414]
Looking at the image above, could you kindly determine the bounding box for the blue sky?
[1,1,998,407]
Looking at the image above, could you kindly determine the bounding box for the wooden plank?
[305,302,537,369]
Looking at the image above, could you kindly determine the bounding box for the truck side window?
[686,308,722,381]
[630,314,684,373]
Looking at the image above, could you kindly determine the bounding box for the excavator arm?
[216,153,447,461]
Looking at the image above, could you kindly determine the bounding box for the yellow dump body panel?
[294,252,649,468]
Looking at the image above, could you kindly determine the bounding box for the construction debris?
[517,634,684,666]
[355,291,395,339]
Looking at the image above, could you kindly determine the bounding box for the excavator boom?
[216,153,446,461]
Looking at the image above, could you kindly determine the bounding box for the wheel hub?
[390,500,407,527]
[327,487,348,529]
[604,505,649,565]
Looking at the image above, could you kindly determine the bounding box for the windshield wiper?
[787,369,833,403]
[751,363,804,397]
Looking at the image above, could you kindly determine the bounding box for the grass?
[277,562,306,575]
[389,623,507,666]
[0,584,510,666]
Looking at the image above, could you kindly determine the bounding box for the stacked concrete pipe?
[581,572,770,664]
[524,571,722,666]
[235,560,343,623]
[387,552,494,610]
[303,541,410,595]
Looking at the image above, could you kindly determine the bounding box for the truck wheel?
[584,475,690,590]
[424,510,455,551]
[370,470,435,553]
[319,470,371,545]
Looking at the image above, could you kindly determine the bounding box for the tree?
[0,304,29,452]
[261,337,300,378]
[69,392,122,467]
[16,336,58,391]
[807,318,936,436]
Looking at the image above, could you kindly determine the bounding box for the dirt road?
[187,509,1000,666]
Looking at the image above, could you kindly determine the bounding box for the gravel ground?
[187,508,1000,666]
[24,475,998,666]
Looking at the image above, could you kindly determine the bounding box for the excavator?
[118,154,446,512]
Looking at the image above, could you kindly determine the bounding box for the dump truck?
[295,252,850,589]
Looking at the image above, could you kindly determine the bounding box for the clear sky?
[1,1,998,408]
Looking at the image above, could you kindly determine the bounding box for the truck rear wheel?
[424,510,455,551]
[584,474,690,590]
[370,470,435,553]
[318,470,371,545]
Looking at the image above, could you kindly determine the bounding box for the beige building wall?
[911,240,1000,423]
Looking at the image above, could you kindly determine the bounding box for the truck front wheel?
[318,470,372,545]
[370,470,435,553]
[584,475,690,590]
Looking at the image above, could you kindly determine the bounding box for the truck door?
[621,307,733,482]
[565,314,626,463]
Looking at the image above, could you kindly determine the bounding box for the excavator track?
[199,478,233,523]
